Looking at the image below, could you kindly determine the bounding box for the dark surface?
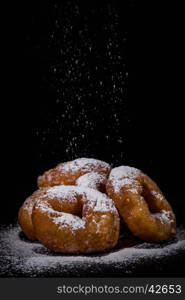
[2,0,185,276]
[0,224,185,277]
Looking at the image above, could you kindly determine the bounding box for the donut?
[106,166,176,242]
[18,189,45,240]
[31,186,119,253]
[37,158,111,188]
[18,186,83,241]
[76,172,108,193]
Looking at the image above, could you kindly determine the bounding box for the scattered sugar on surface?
[0,224,185,276]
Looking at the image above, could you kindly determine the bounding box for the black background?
[2,0,184,245]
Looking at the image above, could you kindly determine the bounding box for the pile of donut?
[18,158,176,254]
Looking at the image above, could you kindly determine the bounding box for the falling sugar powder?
[0,224,185,277]
[34,3,129,164]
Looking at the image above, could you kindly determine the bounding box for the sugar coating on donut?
[86,193,116,213]
[113,178,139,193]
[53,213,85,230]
[155,210,174,225]
[36,200,59,214]
[76,172,107,189]
[45,186,77,202]
[108,166,141,193]
[151,190,164,201]
[32,186,119,247]
[37,185,117,214]
[57,158,110,173]
[23,198,35,214]
[110,166,141,179]
[34,201,85,232]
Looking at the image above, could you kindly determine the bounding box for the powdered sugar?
[151,190,164,201]
[108,167,140,193]
[39,185,117,213]
[53,213,85,230]
[23,198,35,214]
[83,188,117,213]
[0,224,185,277]
[32,186,118,233]
[57,158,110,174]
[110,166,141,181]
[155,210,174,225]
[76,172,106,190]
[45,185,77,202]
[36,201,60,215]
[127,188,139,194]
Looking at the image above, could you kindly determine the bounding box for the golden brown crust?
[18,189,46,240]
[106,166,176,242]
[18,158,177,252]
[37,158,111,188]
